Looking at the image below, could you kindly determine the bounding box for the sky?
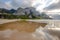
[0,0,60,14]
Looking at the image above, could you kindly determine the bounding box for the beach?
[0,19,60,40]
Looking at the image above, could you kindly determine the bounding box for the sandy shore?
[0,28,60,40]
[0,19,60,40]
[0,20,47,32]
[0,19,19,24]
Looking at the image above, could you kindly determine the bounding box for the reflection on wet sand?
[0,28,60,40]
[0,20,60,40]
[0,21,47,32]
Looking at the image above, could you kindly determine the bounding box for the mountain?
[0,8,9,13]
[10,9,16,13]
[14,7,51,19]
[14,7,25,15]
[48,14,60,20]
[14,7,40,18]
[40,12,51,19]
[0,8,16,14]
[0,7,51,19]
[14,7,40,17]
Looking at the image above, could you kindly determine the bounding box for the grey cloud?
[0,0,32,9]
[0,2,8,9]
[44,0,60,10]
[10,0,32,9]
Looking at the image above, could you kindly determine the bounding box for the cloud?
[5,1,12,9]
[44,0,60,10]
[0,2,7,9]
[11,0,32,8]
[31,0,60,12]
[0,0,33,9]
[0,0,60,11]
[0,0,12,9]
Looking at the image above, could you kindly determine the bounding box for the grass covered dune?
[0,21,47,32]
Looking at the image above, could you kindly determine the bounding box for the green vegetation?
[0,9,50,19]
[0,8,45,19]
[0,13,42,19]
[0,7,51,19]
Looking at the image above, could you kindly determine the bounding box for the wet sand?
[0,28,60,40]
[0,19,60,40]
[0,20,47,40]
[0,21,47,32]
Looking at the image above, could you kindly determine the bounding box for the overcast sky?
[0,0,33,9]
[0,0,60,14]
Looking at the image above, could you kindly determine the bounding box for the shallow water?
[0,20,60,40]
[0,27,60,40]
